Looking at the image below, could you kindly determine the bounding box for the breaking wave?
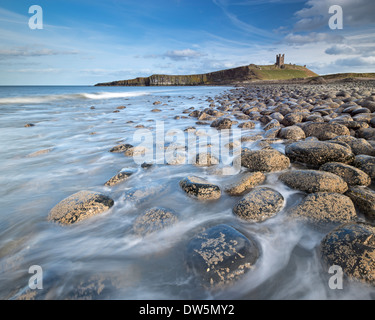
[0,91,150,105]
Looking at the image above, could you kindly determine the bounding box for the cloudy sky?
[0,0,374,85]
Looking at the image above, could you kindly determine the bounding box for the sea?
[0,85,373,300]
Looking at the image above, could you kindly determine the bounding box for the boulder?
[48,191,114,225]
[279,169,348,193]
[238,121,256,129]
[185,224,259,287]
[210,117,233,129]
[353,155,375,179]
[285,141,355,166]
[300,122,350,140]
[194,152,219,167]
[282,112,303,126]
[132,207,178,236]
[224,172,266,196]
[320,162,371,186]
[320,222,375,285]
[288,192,357,226]
[179,176,221,200]
[345,186,375,220]
[104,169,136,186]
[233,187,284,222]
[109,143,133,153]
[329,136,375,156]
[241,148,290,172]
[123,183,165,204]
[357,128,375,140]
[278,126,306,141]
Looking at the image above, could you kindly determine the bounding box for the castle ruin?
[275,54,285,68]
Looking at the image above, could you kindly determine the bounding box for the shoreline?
[3,81,375,300]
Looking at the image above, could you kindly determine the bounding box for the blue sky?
[0,0,374,85]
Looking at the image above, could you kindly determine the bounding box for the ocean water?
[0,85,373,300]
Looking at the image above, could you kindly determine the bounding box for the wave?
[0,91,150,105]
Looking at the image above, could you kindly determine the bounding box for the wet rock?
[124,146,149,157]
[357,128,375,140]
[279,169,348,193]
[210,117,233,130]
[263,119,280,131]
[278,126,306,141]
[224,172,266,196]
[132,207,178,236]
[109,143,133,153]
[320,221,375,285]
[48,191,114,225]
[194,152,219,167]
[179,176,221,200]
[321,161,371,186]
[24,123,35,128]
[300,122,350,140]
[241,148,290,172]
[282,112,303,126]
[123,183,165,204]
[153,101,162,105]
[285,141,355,166]
[104,169,136,186]
[238,121,256,129]
[353,155,375,179]
[26,148,53,157]
[345,186,375,220]
[329,136,375,156]
[151,108,161,112]
[263,126,281,139]
[233,187,284,222]
[185,224,259,288]
[288,192,357,226]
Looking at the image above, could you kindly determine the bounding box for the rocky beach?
[1,80,375,300]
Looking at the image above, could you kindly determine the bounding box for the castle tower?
[275,54,285,68]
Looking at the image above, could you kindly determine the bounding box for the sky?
[0,0,374,85]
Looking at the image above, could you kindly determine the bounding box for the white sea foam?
[0,91,150,105]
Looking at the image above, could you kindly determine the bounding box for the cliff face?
[95,64,317,86]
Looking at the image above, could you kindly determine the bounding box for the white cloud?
[325,44,357,55]
[164,49,205,61]
[283,32,344,45]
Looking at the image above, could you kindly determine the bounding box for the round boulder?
[48,191,114,225]
[123,183,166,204]
[279,169,348,193]
[233,187,284,222]
[241,148,290,172]
[210,117,233,130]
[224,172,266,196]
[104,169,136,186]
[353,155,375,179]
[288,192,357,226]
[320,162,371,186]
[320,221,375,286]
[185,224,259,288]
[285,141,355,166]
[194,152,219,167]
[329,136,375,156]
[300,122,350,140]
[278,126,306,141]
[132,207,178,236]
[179,176,221,200]
[345,186,375,220]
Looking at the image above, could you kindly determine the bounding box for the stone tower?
[275,54,285,68]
